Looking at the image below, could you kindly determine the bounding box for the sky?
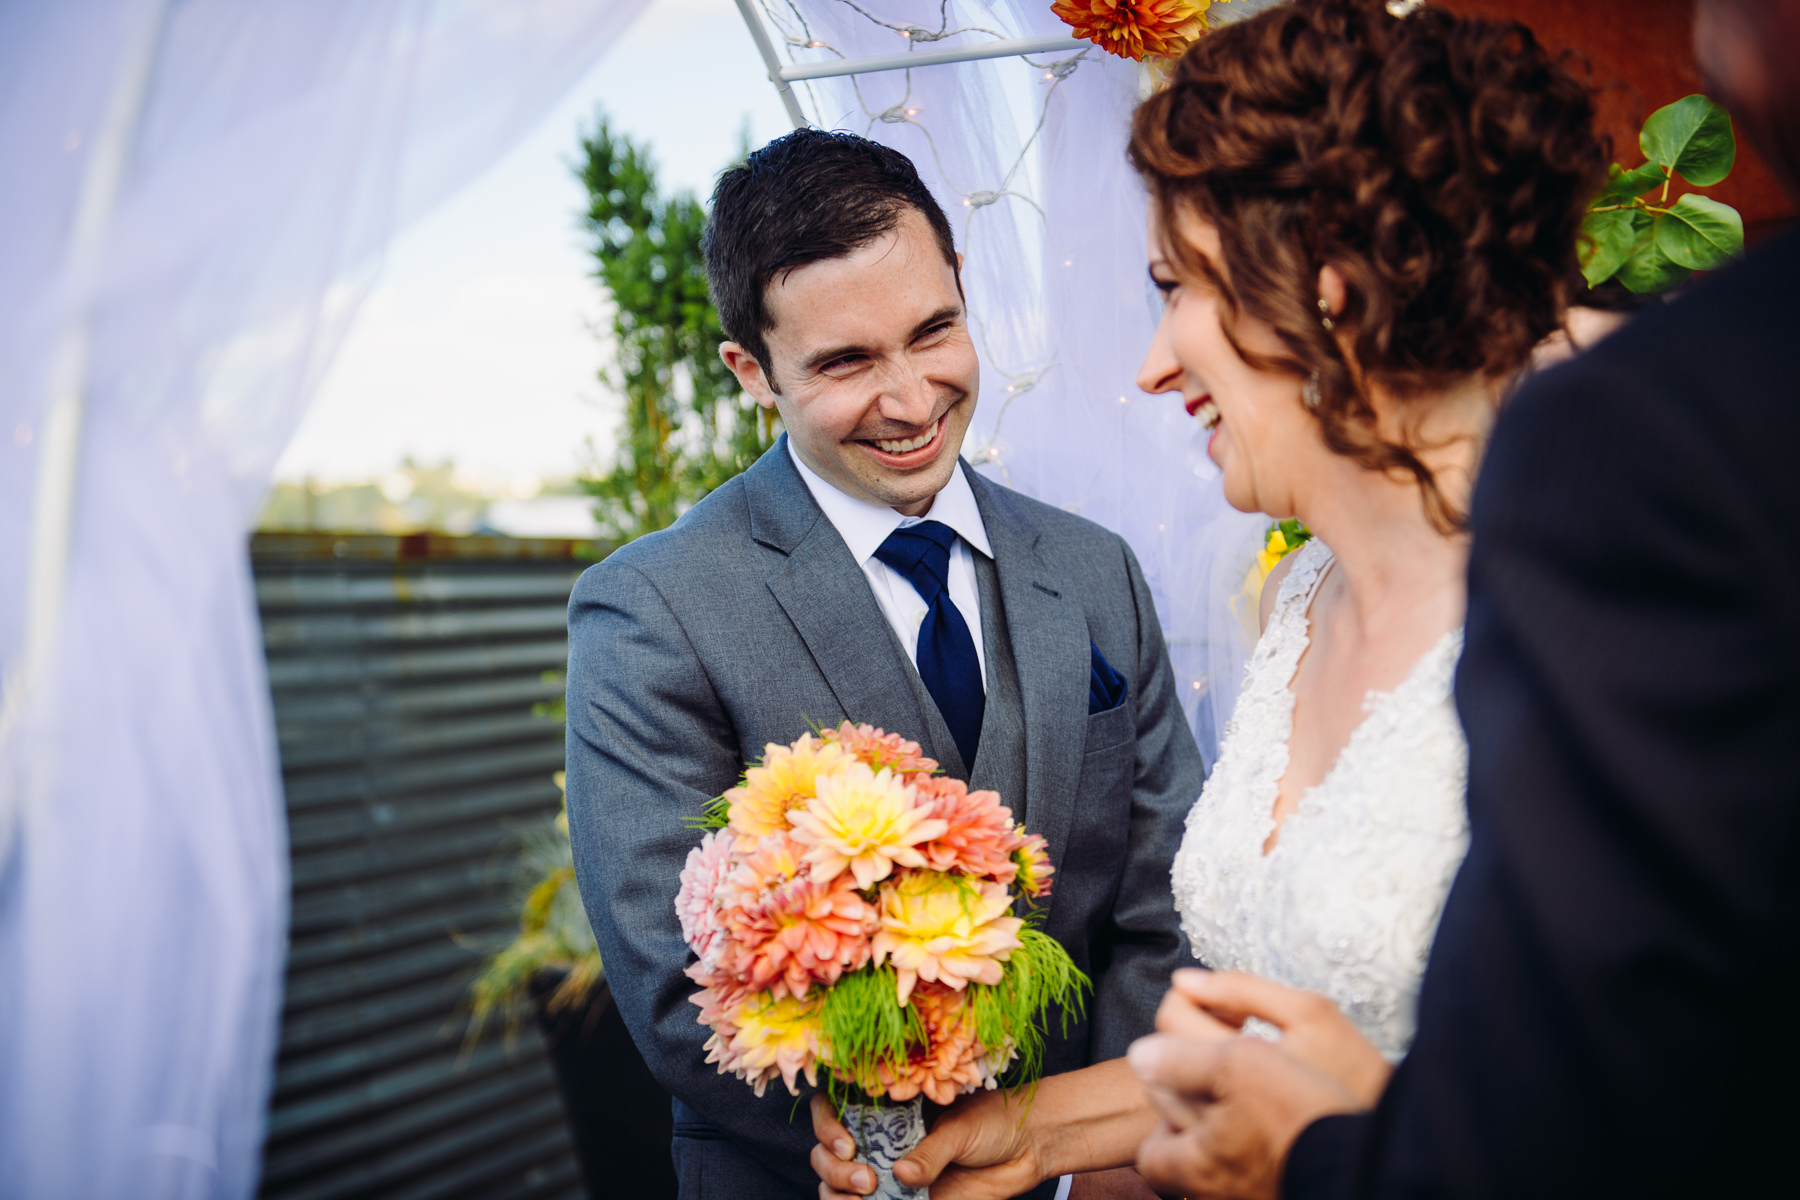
[271,0,794,490]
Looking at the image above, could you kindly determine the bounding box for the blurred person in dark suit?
[1128,0,1800,1196]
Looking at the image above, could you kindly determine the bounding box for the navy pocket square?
[1088,642,1128,715]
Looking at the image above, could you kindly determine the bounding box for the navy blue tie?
[875,521,985,770]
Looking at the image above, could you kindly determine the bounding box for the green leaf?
[1580,208,1637,287]
[1640,94,1736,186]
[1654,193,1745,270]
[1615,214,1693,294]
[1596,162,1667,206]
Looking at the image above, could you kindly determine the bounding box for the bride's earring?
[1317,297,1335,332]
[1302,371,1322,412]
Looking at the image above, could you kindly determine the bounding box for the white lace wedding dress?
[1171,538,1470,1061]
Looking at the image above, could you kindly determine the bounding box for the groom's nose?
[871,359,939,426]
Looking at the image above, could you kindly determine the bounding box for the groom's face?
[722,207,978,517]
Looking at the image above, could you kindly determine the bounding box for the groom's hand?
[810,1090,1042,1200]
[1129,1034,1360,1200]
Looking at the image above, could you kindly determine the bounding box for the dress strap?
[1271,537,1335,632]
[1298,548,1335,614]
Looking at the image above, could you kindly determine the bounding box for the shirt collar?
[787,439,993,565]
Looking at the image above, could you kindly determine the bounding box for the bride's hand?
[810,1090,1043,1200]
[1157,969,1393,1107]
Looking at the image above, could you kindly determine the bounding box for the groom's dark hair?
[704,129,959,388]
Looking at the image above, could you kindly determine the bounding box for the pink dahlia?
[912,776,1023,883]
[877,981,987,1105]
[675,830,735,971]
[820,721,939,779]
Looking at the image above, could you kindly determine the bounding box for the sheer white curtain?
[0,3,638,1195]
[765,0,1275,764]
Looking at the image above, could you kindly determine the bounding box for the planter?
[529,970,677,1199]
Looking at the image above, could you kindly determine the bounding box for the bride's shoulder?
[1257,537,1331,633]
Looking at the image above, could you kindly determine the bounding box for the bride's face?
[1136,210,1318,519]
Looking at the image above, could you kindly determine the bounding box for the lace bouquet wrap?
[677,723,1086,1197]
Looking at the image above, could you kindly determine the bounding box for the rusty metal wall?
[252,533,598,1200]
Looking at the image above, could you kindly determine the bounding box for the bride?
[812,0,1604,1195]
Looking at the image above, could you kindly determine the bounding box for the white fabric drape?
[767,0,1276,764]
[0,3,640,1195]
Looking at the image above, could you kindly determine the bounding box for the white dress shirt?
[787,441,991,690]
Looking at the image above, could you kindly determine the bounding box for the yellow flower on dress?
[725,735,852,850]
[787,762,948,890]
[873,872,1024,1005]
[1052,0,1212,62]
[1255,527,1291,580]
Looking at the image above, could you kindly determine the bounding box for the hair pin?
[1386,0,1425,16]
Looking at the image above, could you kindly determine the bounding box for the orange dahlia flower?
[819,721,939,778]
[912,776,1023,883]
[877,981,988,1104]
[717,855,877,999]
[1052,0,1211,61]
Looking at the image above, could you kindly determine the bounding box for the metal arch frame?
[732,0,1085,128]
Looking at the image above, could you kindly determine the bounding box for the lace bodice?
[1171,538,1470,1061]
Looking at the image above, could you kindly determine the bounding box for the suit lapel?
[748,438,942,763]
[966,464,1088,928]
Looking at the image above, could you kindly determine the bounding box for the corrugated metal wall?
[253,533,598,1200]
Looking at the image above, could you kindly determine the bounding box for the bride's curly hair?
[1129,0,1605,530]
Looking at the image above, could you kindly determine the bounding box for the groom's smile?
[720,206,979,517]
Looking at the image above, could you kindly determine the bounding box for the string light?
[761,0,1093,462]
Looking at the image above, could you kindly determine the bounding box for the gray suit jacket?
[565,436,1204,1193]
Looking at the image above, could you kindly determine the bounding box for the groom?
[564,128,1205,1199]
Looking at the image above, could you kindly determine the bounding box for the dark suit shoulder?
[1488,228,1800,544]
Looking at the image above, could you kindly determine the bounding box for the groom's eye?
[915,322,952,346]
[820,353,866,375]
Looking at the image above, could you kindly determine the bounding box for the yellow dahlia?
[1052,0,1211,62]
[787,763,948,890]
[725,735,852,850]
[873,872,1024,1005]
[700,988,824,1098]
[1012,830,1056,900]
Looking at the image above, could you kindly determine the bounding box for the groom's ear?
[719,341,780,409]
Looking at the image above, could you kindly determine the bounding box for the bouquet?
[676,722,1086,1196]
